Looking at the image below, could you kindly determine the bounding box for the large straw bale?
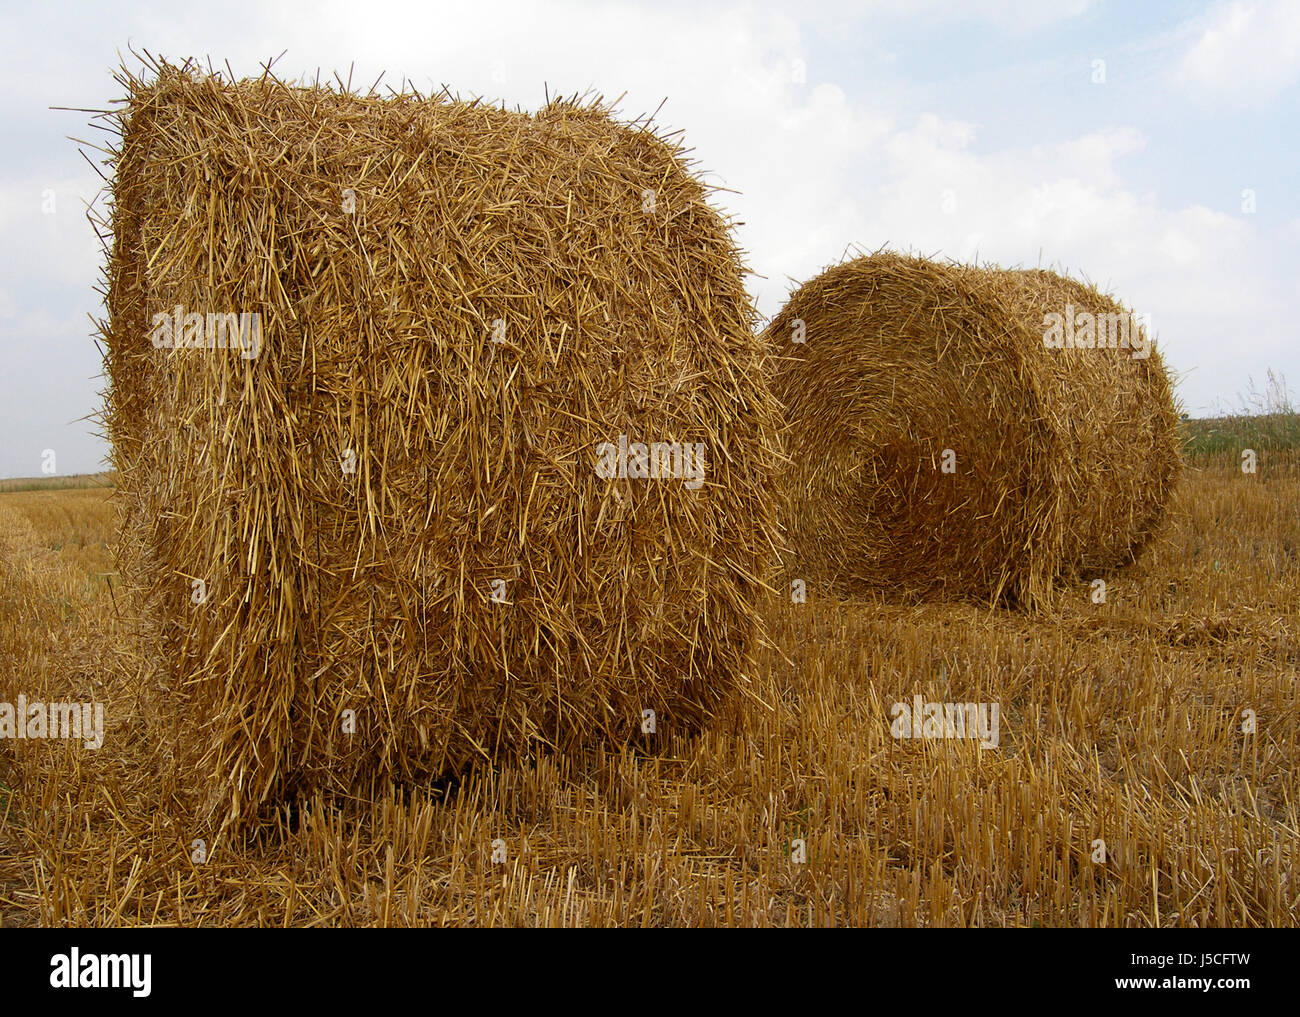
[764,251,1180,607]
[99,58,781,833]
[992,267,1182,572]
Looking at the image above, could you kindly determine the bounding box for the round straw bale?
[101,59,781,831]
[763,251,1180,607]
[990,267,1182,572]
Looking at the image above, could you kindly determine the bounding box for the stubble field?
[0,432,1295,927]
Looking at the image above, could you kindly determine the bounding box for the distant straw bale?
[764,251,1181,607]
[99,57,781,833]
[992,267,1182,572]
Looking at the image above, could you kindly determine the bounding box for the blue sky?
[1,0,1296,477]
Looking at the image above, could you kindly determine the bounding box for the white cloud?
[827,0,1095,32]
[1176,1,1300,103]
[0,0,1293,475]
[731,98,1290,414]
[0,174,103,286]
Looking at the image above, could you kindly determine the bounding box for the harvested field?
[0,444,1295,926]
[1,47,1291,935]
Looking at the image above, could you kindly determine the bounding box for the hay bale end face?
[101,59,781,832]
[764,252,1181,607]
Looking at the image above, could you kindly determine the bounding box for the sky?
[1,0,1296,477]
